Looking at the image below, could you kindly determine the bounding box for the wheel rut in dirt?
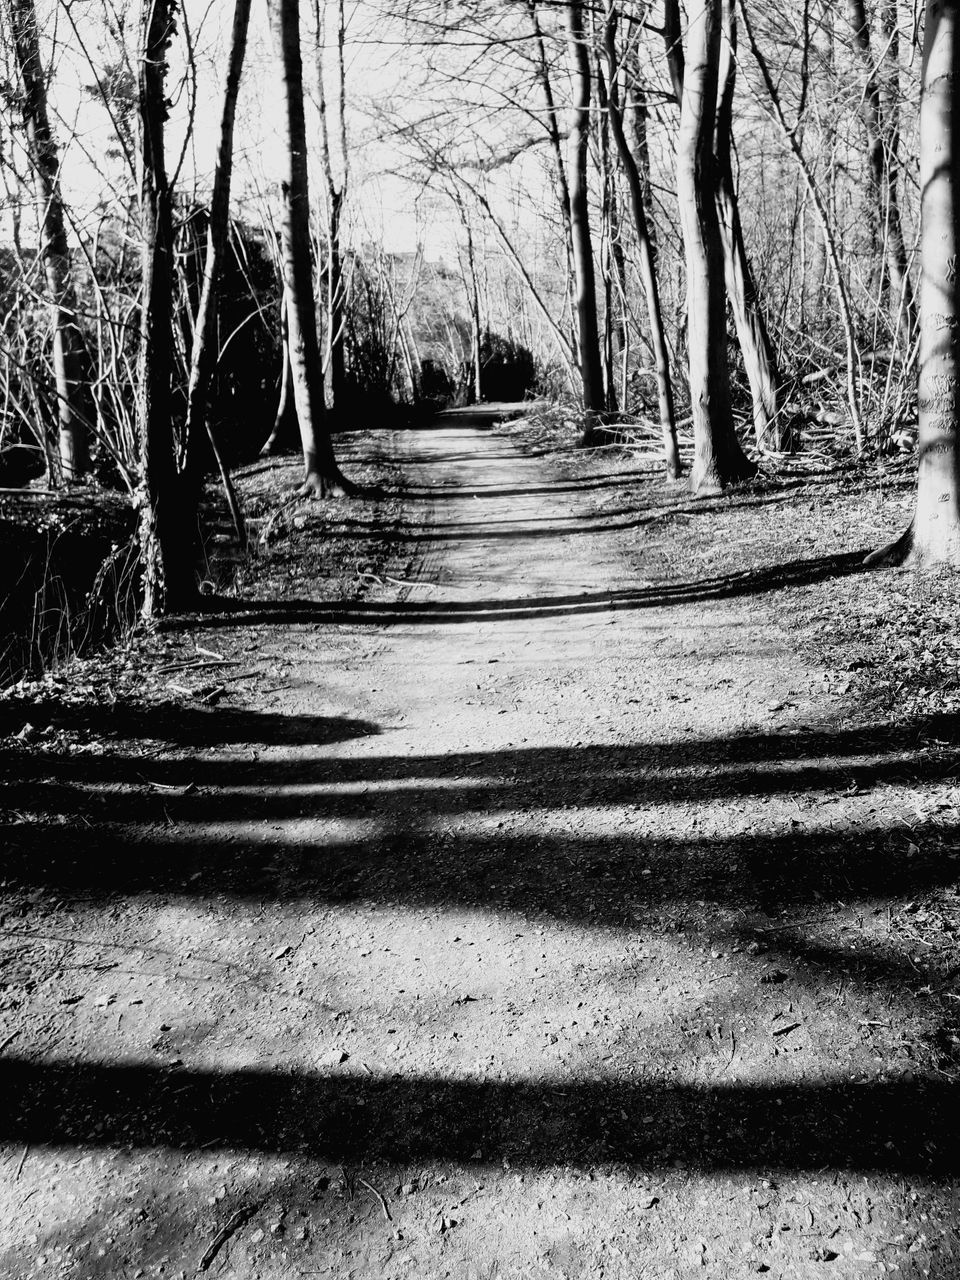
[1,408,957,1279]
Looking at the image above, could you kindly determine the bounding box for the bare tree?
[603,3,680,477]
[674,0,756,493]
[182,0,252,547]
[567,0,606,438]
[6,0,86,482]
[314,0,349,413]
[715,0,781,448]
[137,0,186,615]
[267,0,353,497]
[846,0,916,347]
[869,0,960,567]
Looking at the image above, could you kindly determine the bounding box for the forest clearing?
[3,0,960,1274]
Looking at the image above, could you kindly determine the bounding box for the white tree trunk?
[912,0,960,562]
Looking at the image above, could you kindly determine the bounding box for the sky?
[0,0,470,259]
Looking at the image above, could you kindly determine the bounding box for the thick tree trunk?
[267,0,352,497]
[847,0,917,347]
[8,0,86,483]
[182,0,251,546]
[604,6,681,478]
[137,0,190,616]
[715,0,781,449]
[567,0,606,438]
[675,0,755,494]
[872,0,960,566]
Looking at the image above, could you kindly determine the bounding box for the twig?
[0,1028,22,1054]
[723,1029,737,1072]
[154,658,242,675]
[753,916,826,934]
[358,1177,392,1223]
[386,576,436,590]
[196,1204,258,1273]
[15,1145,28,1180]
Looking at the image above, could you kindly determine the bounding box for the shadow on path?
[1,1058,953,1175]
[173,550,869,630]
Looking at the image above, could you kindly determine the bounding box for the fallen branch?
[197,1205,259,1273]
[358,1177,392,1223]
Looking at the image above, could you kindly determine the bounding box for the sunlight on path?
[1,414,956,1279]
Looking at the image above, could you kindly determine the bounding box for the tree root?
[862,522,913,569]
[299,469,360,499]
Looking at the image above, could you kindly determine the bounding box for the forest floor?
[1,406,960,1279]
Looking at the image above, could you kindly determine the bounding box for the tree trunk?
[604,5,681,478]
[675,0,755,494]
[267,0,352,497]
[527,0,579,366]
[7,0,86,482]
[715,0,781,449]
[847,0,917,348]
[566,0,606,438]
[871,0,960,566]
[137,0,189,616]
[262,287,301,454]
[182,0,251,546]
[314,0,348,413]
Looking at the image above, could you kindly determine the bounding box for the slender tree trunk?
[594,55,618,412]
[847,0,917,347]
[741,0,864,448]
[137,0,189,615]
[715,0,781,448]
[182,0,251,547]
[327,190,347,406]
[605,5,680,477]
[7,0,86,482]
[567,0,606,437]
[262,286,300,454]
[871,0,960,566]
[315,0,348,413]
[625,73,658,263]
[675,0,755,494]
[267,0,352,497]
[527,0,579,365]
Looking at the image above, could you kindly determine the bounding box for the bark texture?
[566,0,606,435]
[182,0,251,546]
[315,0,348,412]
[137,0,188,615]
[715,0,780,448]
[847,0,916,347]
[905,0,960,563]
[7,0,86,482]
[267,0,352,496]
[675,0,755,494]
[604,6,680,477]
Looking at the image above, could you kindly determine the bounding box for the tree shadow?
[0,702,380,747]
[1,1058,954,1175]
[178,549,869,629]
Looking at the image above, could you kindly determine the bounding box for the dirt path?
[1,409,958,1278]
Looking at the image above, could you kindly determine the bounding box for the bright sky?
[0,0,443,256]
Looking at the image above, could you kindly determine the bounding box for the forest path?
[1,408,957,1278]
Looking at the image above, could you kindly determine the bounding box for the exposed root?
[863,522,913,569]
[299,469,360,499]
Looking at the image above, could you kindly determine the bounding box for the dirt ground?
[1,406,959,1279]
